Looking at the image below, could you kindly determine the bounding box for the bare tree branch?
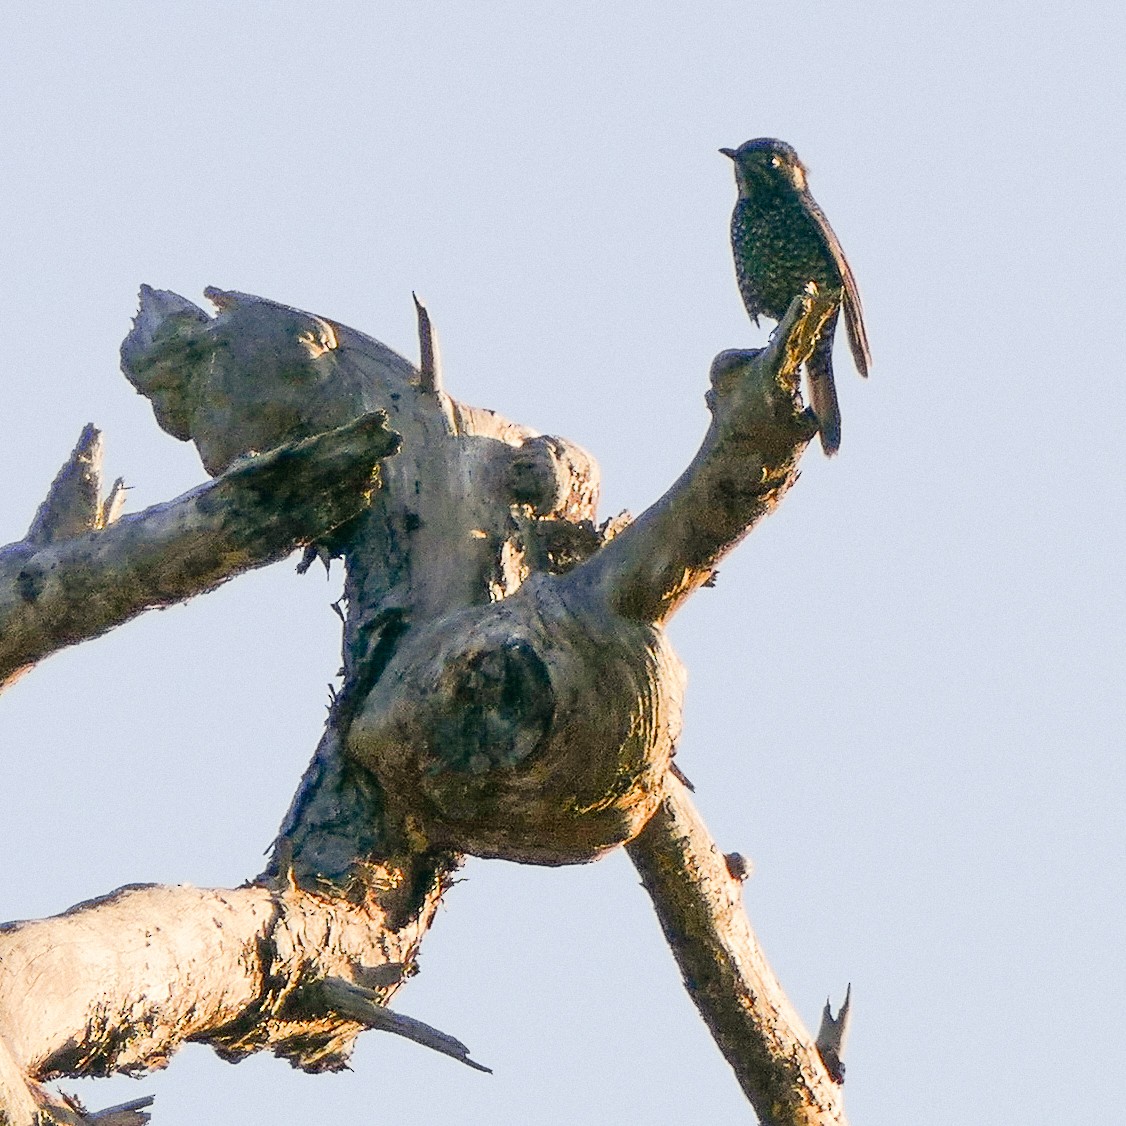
[84,1096,155,1125]
[581,292,832,625]
[0,874,453,1123]
[0,413,399,688]
[627,780,849,1126]
[319,978,491,1073]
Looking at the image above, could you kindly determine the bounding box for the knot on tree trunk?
[349,572,685,865]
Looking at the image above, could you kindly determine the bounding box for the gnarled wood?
[1,285,851,1126]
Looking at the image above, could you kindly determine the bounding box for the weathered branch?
[579,292,832,624]
[0,874,461,1125]
[0,413,399,689]
[319,978,491,1072]
[83,1096,155,1125]
[626,780,848,1126]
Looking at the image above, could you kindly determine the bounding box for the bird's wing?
[804,196,871,378]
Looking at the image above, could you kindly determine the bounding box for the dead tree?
[0,283,851,1126]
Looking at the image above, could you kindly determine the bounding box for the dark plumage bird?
[720,138,870,455]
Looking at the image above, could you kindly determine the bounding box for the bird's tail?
[807,307,842,456]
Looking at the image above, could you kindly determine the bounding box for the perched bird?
[720,138,870,455]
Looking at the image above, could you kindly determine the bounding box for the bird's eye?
[770,155,783,168]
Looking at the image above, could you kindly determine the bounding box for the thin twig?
[85,1095,155,1124]
[320,977,491,1073]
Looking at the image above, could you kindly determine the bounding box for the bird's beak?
[719,148,736,159]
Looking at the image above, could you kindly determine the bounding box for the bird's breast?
[731,196,840,321]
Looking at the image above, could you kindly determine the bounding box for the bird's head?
[720,138,808,196]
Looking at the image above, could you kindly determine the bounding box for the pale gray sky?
[1,4,1123,1123]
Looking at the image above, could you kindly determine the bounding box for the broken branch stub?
[815,984,852,1085]
[121,285,415,476]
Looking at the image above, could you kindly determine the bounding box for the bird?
[720,138,870,455]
